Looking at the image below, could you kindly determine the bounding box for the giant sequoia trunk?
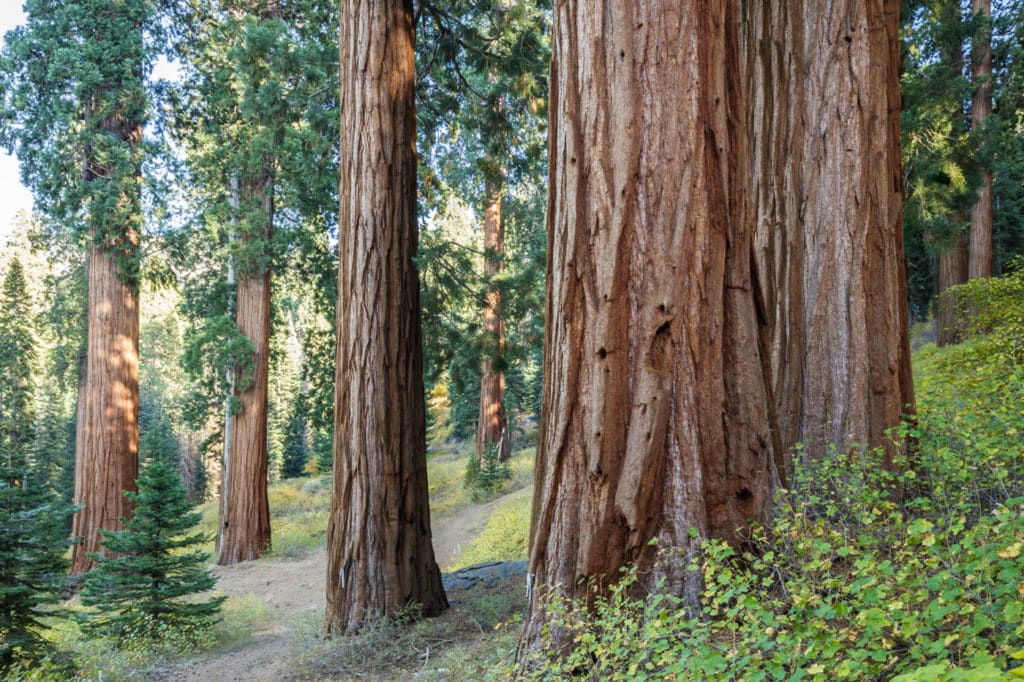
[324,0,447,633]
[216,0,278,566]
[476,184,512,463]
[522,0,774,651]
[218,177,273,565]
[70,84,143,575]
[747,0,915,465]
[969,0,993,280]
[71,240,140,575]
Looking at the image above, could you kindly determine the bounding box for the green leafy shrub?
[525,457,1023,680]
[524,264,1024,682]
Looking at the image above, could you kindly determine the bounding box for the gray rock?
[441,560,528,591]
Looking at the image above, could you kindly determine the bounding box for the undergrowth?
[430,444,535,518]
[521,268,1024,681]
[0,594,273,681]
[291,579,526,681]
[450,488,532,570]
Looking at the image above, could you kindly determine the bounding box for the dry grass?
[288,576,525,681]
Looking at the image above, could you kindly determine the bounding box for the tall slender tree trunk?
[521,0,774,653]
[936,8,968,348]
[325,0,447,634]
[218,177,273,565]
[747,0,915,466]
[476,183,512,463]
[969,0,993,279]
[219,177,239,554]
[937,227,968,346]
[71,241,140,575]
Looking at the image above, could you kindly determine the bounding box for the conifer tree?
[415,0,549,456]
[172,0,338,564]
[281,395,308,479]
[0,0,151,575]
[0,259,72,670]
[79,414,224,641]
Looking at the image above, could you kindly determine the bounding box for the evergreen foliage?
[901,0,1024,318]
[990,0,1024,273]
[901,0,983,317]
[78,432,224,642]
[416,0,550,439]
[0,259,74,672]
[281,394,308,479]
[0,0,154,277]
[170,0,339,475]
[0,260,35,451]
[465,442,511,500]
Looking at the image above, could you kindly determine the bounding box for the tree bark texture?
[937,227,968,347]
[522,0,775,651]
[325,0,447,633]
[218,177,273,565]
[969,0,993,280]
[747,0,915,465]
[476,187,512,463]
[71,241,140,575]
[71,66,144,574]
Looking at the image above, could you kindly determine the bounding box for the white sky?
[0,4,33,236]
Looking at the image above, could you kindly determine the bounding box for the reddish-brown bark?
[71,240,141,575]
[969,0,993,280]
[937,228,968,347]
[522,0,774,651]
[476,187,512,463]
[216,0,278,566]
[324,0,447,633]
[218,177,273,566]
[70,69,143,575]
[748,0,915,465]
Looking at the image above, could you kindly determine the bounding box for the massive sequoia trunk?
[324,0,447,633]
[522,0,774,651]
[71,241,140,575]
[218,177,273,565]
[969,0,993,280]
[747,0,915,465]
[70,71,143,575]
[476,184,512,463]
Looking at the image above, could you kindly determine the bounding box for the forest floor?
[150,447,534,682]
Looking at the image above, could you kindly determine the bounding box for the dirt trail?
[432,492,513,572]
[163,490,519,682]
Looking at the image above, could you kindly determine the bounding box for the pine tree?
[280,395,308,479]
[0,259,73,671]
[79,421,224,642]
